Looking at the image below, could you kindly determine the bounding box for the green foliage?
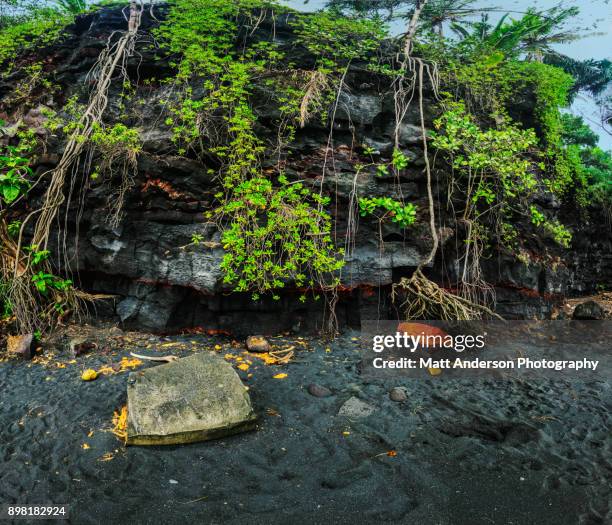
[291,11,386,74]
[441,52,582,199]
[0,8,72,70]
[530,205,572,247]
[7,219,21,237]
[90,123,141,152]
[449,7,580,62]
[546,56,612,99]
[517,61,574,148]
[431,101,539,202]
[31,271,72,294]
[0,141,32,205]
[219,175,343,297]
[359,197,417,228]
[560,113,599,148]
[432,101,576,249]
[24,245,50,266]
[157,0,347,298]
[560,114,612,207]
[52,0,86,15]
[582,147,612,204]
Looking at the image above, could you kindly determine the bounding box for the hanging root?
[4,2,143,334]
[390,28,501,321]
[322,287,340,340]
[102,147,139,228]
[299,70,329,128]
[392,268,502,321]
[33,2,142,248]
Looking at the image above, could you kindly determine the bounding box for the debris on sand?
[111,405,128,443]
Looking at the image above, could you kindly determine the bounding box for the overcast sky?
[283,0,612,148]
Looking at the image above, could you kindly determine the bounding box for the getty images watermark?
[361,320,611,379]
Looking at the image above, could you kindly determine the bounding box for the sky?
[283,0,612,149]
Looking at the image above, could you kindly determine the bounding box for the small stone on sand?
[338,396,375,419]
[246,335,270,353]
[6,334,34,360]
[389,387,408,402]
[308,384,332,398]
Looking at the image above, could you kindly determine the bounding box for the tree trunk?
[403,0,429,58]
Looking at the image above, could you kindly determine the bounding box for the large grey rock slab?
[126,352,257,445]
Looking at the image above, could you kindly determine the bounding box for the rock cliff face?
[2,5,610,334]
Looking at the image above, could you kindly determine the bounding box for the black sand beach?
[0,327,610,524]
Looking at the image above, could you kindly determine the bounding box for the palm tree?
[53,0,87,15]
[453,6,586,62]
[517,7,582,62]
[421,0,495,38]
[546,56,612,97]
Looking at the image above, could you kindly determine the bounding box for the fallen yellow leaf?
[247,352,279,365]
[119,357,142,370]
[273,373,287,379]
[112,405,128,443]
[428,367,442,376]
[237,363,249,371]
[81,369,98,381]
[82,443,90,450]
[342,431,351,436]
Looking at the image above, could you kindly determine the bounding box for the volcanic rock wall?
[2,5,610,334]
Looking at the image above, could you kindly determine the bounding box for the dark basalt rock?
[572,301,606,320]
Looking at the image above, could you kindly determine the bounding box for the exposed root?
[392,268,502,321]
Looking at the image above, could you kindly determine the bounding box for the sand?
[0,328,610,524]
